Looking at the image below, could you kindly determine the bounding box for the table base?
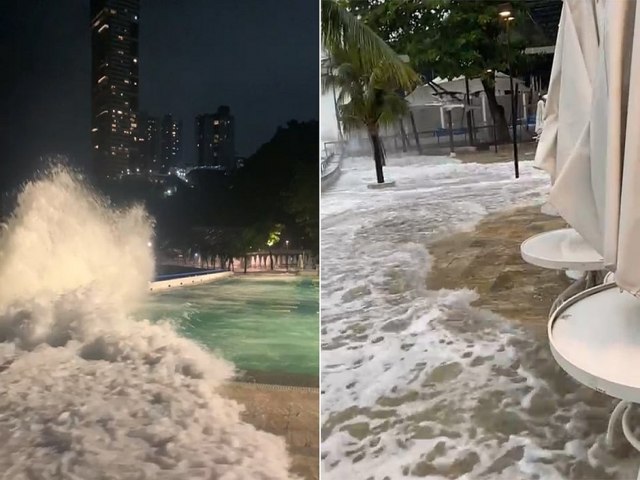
[607,401,640,480]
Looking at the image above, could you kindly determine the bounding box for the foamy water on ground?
[0,168,294,479]
[321,155,638,479]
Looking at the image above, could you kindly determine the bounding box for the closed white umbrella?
[615,3,640,293]
[534,0,601,183]
[549,0,640,294]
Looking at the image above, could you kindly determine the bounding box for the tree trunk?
[398,119,408,152]
[481,79,510,143]
[269,250,274,270]
[368,124,385,184]
[409,111,422,154]
[243,254,248,274]
[465,77,475,146]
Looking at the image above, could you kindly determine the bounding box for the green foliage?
[346,0,530,142]
[266,226,282,248]
[345,0,528,81]
[284,150,318,251]
[230,120,318,253]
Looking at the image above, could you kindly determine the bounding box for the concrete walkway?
[222,382,319,480]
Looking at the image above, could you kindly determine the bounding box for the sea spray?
[0,167,153,308]
[0,167,294,479]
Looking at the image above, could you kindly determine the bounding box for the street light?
[498,3,511,17]
[499,3,519,179]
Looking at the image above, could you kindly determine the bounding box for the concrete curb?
[230,381,319,394]
[367,180,396,189]
[149,271,233,292]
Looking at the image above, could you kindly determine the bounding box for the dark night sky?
[0,0,319,191]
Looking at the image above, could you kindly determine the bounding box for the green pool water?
[142,276,319,380]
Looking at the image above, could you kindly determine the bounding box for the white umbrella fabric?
[534,0,601,183]
[549,0,640,294]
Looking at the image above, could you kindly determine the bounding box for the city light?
[498,2,512,17]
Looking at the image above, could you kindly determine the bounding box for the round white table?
[549,283,640,479]
[521,228,604,271]
[520,228,605,314]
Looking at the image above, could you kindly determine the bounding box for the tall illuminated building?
[195,105,236,171]
[138,112,160,172]
[160,114,182,172]
[90,0,140,178]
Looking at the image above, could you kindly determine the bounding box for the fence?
[329,94,538,158]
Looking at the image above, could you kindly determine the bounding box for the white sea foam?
[321,155,638,479]
[0,167,293,479]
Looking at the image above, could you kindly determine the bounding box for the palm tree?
[321,0,418,184]
[324,48,410,183]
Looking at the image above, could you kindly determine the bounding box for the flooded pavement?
[427,205,569,330]
[321,155,638,479]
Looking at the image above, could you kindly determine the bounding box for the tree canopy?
[344,0,530,141]
[345,0,527,80]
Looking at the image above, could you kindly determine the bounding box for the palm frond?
[321,0,419,92]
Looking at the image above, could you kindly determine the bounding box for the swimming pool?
[143,275,319,385]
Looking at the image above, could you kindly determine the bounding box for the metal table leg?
[550,274,587,316]
[549,270,604,317]
[607,400,630,447]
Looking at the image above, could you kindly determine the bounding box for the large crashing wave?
[0,168,293,479]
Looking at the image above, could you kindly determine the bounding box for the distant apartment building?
[90,0,140,178]
[137,112,160,171]
[160,114,182,172]
[195,105,236,171]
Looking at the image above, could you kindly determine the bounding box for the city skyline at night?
[0,0,318,190]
